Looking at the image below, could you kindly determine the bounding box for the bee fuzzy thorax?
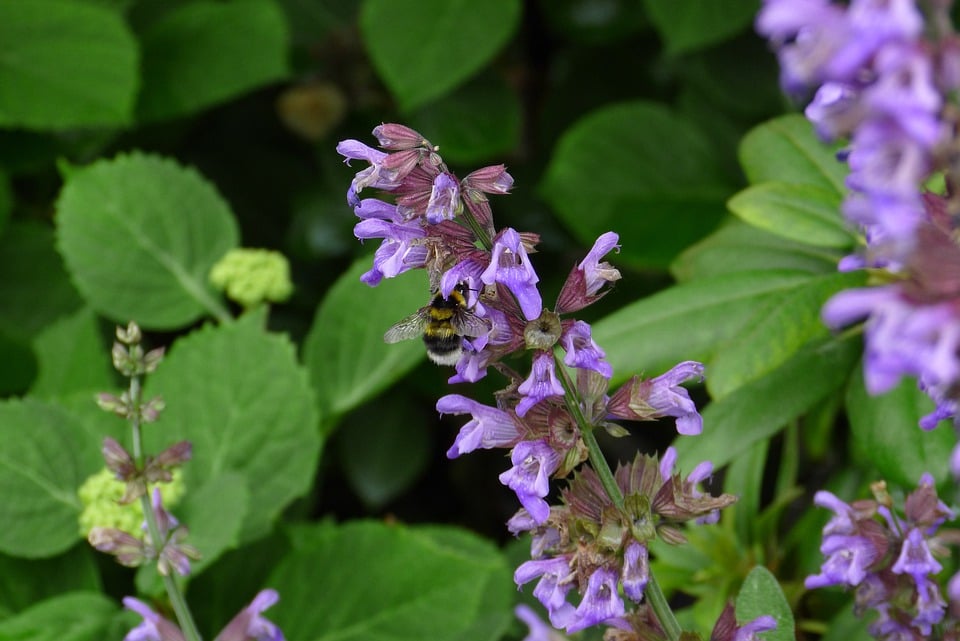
[383,285,488,366]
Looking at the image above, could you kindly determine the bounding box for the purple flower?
[561,321,612,378]
[823,286,960,395]
[214,589,284,641]
[499,440,561,524]
[578,232,621,297]
[646,361,705,435]
[912,577,946,634]
[806,533,878,588]
[123,597,185,641]
[733,615,777,641]
[891,527,942,583]
[621,540,649,602]
[514,557,577,629]
[813,490,858,536]
[481,228,542,321]
[659,446,677,482]
[566,567,626,633]
[336,139,399,205]
[514,605,563,641]
[516,352,565,417]
[425,173,461,223]
[437,394,521,458]
[353,206,428,286]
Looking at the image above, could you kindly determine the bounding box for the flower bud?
[116,321,142,346]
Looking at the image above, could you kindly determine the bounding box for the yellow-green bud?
[77,467,185,536]
[209,248,294,308]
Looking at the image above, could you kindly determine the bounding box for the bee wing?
[383,309,429,343]
[452,310,490,338]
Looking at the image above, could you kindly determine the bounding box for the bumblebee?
[384,285,489,365]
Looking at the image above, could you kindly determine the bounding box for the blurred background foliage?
[1,0,896,638]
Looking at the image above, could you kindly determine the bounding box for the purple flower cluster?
[338,125,744,636]
[757,0,960,472]
[807,475,960,638]
[509,451,736,634]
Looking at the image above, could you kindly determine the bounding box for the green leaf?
[819,606,873,641]
[0,329,37,396]
[136,0,289,122]
[408,75,522,164]
[540,101,731,268]
[0,592,118,641]
[360,0,522,112]
[728,182,853,249]
[175,473,248,574]
[675,334,860,473]
[269,521,513,641]
[0,221,83,340]
[0,399,84,558]
[643,0,759,55]
[0,545,101,617]
[30,307,113,399]
[707,270,866,398]
[144,312,321,542]
[338,396,431,509]
[592,270,817,383]
[846,364,955,488]
[56,152,239,330]
[735,566,794,641]
[303,258,429,421]
[671,219,841,282]
[739,115,847,194]
[0,0,137,129]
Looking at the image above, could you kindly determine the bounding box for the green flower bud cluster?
[209,248,294,308]
[77,467,185,536]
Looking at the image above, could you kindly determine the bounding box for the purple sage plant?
[338,124,777,639]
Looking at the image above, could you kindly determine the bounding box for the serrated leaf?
[739,115,847,194]
[0,545,101,616]
[728,182,853,249]
[643,0,758,55]
[136,0,289,122]
[360,0,522,112]
[675,335,860,473]
[303,258,429,421]
[846,364,955,488]
[269,521,513,641]
[0,399,85,558]
[0,592,117,641]
[0,0,138,129]
[144,312,321,542]
[707,270,866,398]
[30,307,113,399]
[56,153,239,330]
[592,270,817,384]
[735,567,794,641]
[540,101,731,268]
[0,221,84,340]
[670,219,840,282]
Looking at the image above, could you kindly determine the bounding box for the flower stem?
[129,374,204,641]
[553,353,682,641]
